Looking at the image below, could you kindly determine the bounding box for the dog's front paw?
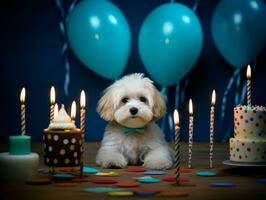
[97,152,128,168]
[143,153,173,170]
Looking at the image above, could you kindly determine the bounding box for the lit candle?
[173,109,180,184]
[50,86,56,123]
[20,88,26,135]
[54,103,59,119]
[80,90,86,177]
[246,65,251,106]
[209,90,216,169]
[71,101,77,124]
[188,99,194,169]
[80,90,86,133]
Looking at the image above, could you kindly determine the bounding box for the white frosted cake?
[230,105,266,162]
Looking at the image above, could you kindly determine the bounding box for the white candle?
[209,90,216,169]
[173,109,180,184]
[50,86,56,123]
[54,103,59,119]
[20,88,26,135]
[246,65,251,106]
[188,99,193,169]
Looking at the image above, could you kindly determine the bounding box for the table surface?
[1,142,266,200]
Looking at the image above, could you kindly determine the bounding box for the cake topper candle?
[173,109,180,184]
[209,90,216,168]
[80,90,86,133]
[20,88,26,135]
[246,65,251,106]
[50,86,56,123]
[71,101,76,124]
[188,99,194,169]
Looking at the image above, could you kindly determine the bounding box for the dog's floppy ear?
[96,87,115,121]
[152,88,166,121]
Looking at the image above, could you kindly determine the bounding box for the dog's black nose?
[130,107,138,115]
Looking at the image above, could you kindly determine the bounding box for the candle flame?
[247,65,251,79]
[173,109,179,125]
[71,101,76,119]
[20,88,26,103]
[189,98,193,115]
[211,90,216,105]
[80,90,86,108]
[50,86,56,104]
[54,103,59,118]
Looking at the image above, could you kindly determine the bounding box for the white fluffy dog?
[96,73,173,169]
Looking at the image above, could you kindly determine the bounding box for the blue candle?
[9,135,31,155]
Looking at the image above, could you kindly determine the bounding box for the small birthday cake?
[230,105,266,162]
[43,105,83,167]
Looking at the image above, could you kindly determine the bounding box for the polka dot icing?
[64,158,70,164]
[63,139,69,145]
[47,134,52,140]
[73,152,78,158]
[46,157,50,163]
[53,135,59,141]
[53,159,58,164]
[75,159,79,165]
[48,146,53,152]
[60,149,66,155]
[70,145,75,151]
[71,138,76,144]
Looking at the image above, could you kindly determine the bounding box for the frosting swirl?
[48,105,76,130]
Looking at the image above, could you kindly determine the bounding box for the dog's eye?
[140,96,147,103]
[121,97,129,103]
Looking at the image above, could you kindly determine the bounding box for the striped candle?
[188,99,193,169]
[209,90,216,169]
[80,90,86,177]
[50,86,56,123]
[246,65,251,106]
[20,88,26,135]
[173,109,180,184]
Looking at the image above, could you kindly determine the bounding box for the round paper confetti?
[83,167,99,173]
[117,181,141,187]
[53,173,76,179]
[58,167,78,173]
[135,191,157,196]
[196,171,217,177]
[159,191,189,197]
[71,177,92,182]
[124,168,146,172]
[178,169,193,173]
[208,182,237,187]
[131,189,160,193]
[91,179,118,184]
[55,182,78,187]
[95,171,119,177]
[81,187,125,193]
[137,178,160,183]
[26,178,51,185]
[162,177,190,183]
[108,191,134,196]
[144,171,166,175]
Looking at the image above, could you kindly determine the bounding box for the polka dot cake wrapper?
[43,130,83,167]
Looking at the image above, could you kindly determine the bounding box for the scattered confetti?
[137,178,160,183]
[117,181,141,187]
[162,177,190,183]
[53,173,76,179]
[58,167,78,173]
[96,171,119,177]
[81,187,125,193]
[208,182,237,187]
[178,169,193,173]
[83,167,99,173]
[108,191,134,196]
[55,182,78,187]
[196,171,217,177]
[144,171,166,175]
[26,178,52,185]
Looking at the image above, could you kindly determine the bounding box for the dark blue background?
[0,0,265,142]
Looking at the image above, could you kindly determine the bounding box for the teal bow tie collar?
[123,127,145,136]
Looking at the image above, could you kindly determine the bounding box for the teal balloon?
[211,0,266,68]
[67,0,131,79]
[138,3,203,86]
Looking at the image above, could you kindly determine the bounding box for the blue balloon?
[67,0,131,79]
[138,3,203,86]
[211,0,266,68]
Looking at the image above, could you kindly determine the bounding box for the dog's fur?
[96,73,173,169]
